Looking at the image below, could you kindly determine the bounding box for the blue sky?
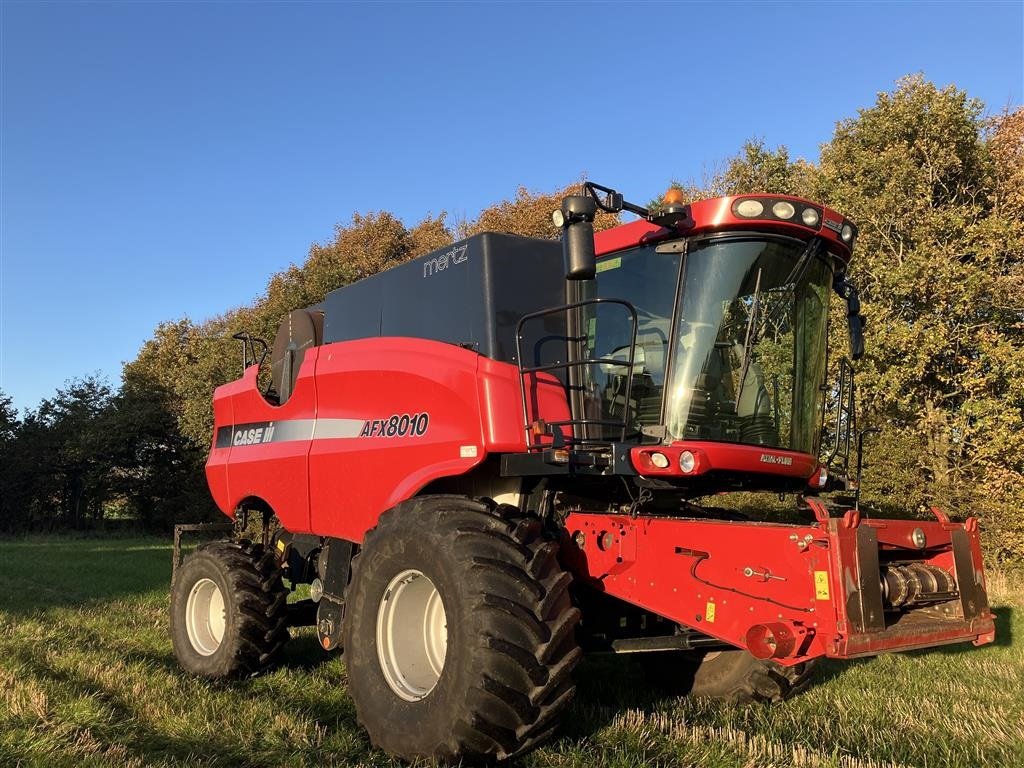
[1,1,1021,412]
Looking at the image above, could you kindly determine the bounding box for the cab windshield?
[585,235,831,455]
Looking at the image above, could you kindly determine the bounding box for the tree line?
[2,77,1022,561]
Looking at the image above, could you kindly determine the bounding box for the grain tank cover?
[315,232,565,365]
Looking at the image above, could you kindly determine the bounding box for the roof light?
[841,223,854,242]
[772,201,796,220]
[735,199,764,218]
[802,208,820,227]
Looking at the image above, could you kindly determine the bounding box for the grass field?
[0,537,1021,768]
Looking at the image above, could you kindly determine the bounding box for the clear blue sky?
[1,1,1021,412]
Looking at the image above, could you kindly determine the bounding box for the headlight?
[802,208,820,226]
[679,450,696,473]
[841,223,854,242]
[912,528,927,549]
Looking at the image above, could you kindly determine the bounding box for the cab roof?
[594,194,856,266]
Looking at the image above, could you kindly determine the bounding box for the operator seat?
[728,342,778,445]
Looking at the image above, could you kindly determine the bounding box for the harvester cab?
[516,182,866,496]
[170,181,995,765]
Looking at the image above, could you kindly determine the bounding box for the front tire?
[170,540,289,678]
[640,648,817,703]
[343,496,582,763]
[691,649,817,703]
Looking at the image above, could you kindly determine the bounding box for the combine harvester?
[170,183,995,763]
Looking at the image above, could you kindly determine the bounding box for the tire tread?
[348,496,581,762]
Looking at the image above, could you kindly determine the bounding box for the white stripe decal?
[312,418,367,439]
[220,415,427,448]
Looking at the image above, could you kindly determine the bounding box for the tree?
[109,382,216,529]
[37,376,115,527]
[460,184,619,240]
[814,77,1024,558]
[0,391,25,530]
[720,140,814,198]
[657,139,815,207]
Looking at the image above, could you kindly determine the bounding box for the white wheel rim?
[185,578,226,656]
[376,569,447,701]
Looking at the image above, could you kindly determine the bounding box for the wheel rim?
[185,577,226,656]
[376,569,447,701]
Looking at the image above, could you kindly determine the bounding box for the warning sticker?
[596,256,622,274]
[705,601,716,623]
[814,571,831,600]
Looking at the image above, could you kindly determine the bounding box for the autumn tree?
[460,184,619,240]
[814,77,1024,558]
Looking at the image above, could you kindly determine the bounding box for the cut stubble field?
[0,537,1020,768]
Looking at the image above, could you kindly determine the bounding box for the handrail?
[825,357,856,473]
[515,298,639,450]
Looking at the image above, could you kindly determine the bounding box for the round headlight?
[736,199,764,218]
[802,208,820,227]
[841,223,854,242]
[772,201,796,220]
[911,527,927,549]
[650,452,670,469]
[679,450,696,474]
[551,209,565,228]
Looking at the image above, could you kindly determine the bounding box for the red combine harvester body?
[171,184,995,764]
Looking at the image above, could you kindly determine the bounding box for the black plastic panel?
[849,525,885,632]
[313,233,566,366]
[951,528,989,620]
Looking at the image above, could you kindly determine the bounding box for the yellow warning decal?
[814,570,830,600]
[705,601,716,623]
[276,539,286,552]
[596,256,622,273]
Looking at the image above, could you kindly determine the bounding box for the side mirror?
[847,314,866,360]
[835,278,866,361]
[555,195,597,280]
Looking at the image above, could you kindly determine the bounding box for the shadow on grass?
[279,630,337,671]
[0,538,173,617]
[8,644,274,767]
[545,654,698,748]
[7,632,375,766]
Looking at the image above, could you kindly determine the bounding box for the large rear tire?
[343,496,582,763]
[170,540,289,678]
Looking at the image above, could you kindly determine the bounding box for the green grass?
[1,537,1021,768]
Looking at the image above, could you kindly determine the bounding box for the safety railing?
[515,298,639,451]
[825,357,856,474]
